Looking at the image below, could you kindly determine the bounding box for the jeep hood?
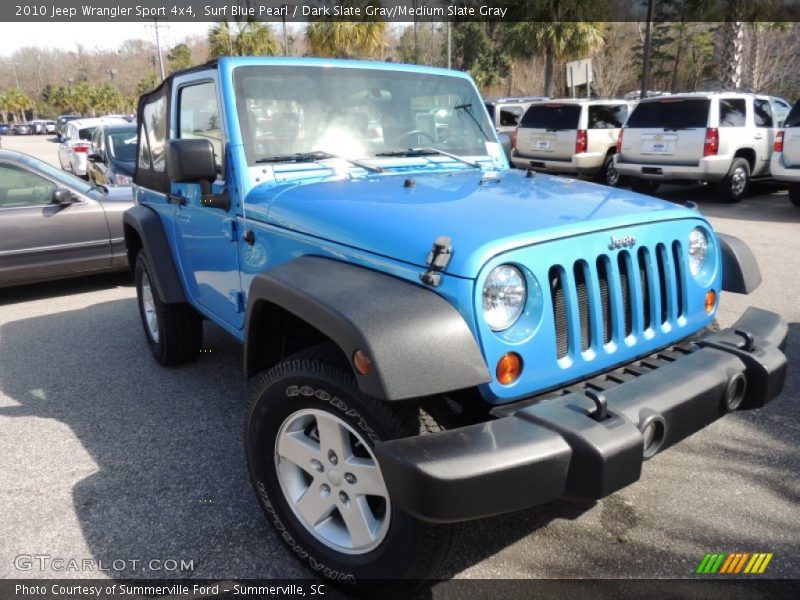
[249,169,698,279]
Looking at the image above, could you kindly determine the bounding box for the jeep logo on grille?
[608,235,636,250]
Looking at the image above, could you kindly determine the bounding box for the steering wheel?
[395,129,437,146]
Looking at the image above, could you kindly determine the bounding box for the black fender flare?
[245,256,491,401]
[122,204,187,304]
[717,233,762,294]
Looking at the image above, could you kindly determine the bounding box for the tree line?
[1,15,799,123]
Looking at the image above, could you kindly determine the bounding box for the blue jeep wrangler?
[123,58,787,581]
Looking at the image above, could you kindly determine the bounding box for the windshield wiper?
[255,150,382,173]
[454,102,490,141]
[375,147,479,168]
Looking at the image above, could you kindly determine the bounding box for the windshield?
[233,65,494,165]
[626,98,710,129]
[107,130,137,162]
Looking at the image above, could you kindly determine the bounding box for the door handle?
[754,134,764,139]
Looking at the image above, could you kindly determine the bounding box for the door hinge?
[420,235,453,287]
[229,290,245,313]
[225,219,237,242]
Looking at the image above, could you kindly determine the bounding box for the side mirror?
[166,138,217,191]
[497,133,512,160]
[87,152,102,163]
[53,188,76,205]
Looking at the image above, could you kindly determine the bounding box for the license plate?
[534,140,552,150]
[644,139,674,153]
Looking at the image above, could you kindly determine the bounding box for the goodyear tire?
[245,345,458,582]
[716,158,750,203]
[134,251,202,366]
[631,178,659,195]
[789,183,800,207]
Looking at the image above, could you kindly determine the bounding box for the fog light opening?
[496,352,523,385]
[639,414,666,460]
[723,372,747,412]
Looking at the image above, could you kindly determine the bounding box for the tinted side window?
[588,104,628,129]
[785,101,800,128]
[484,103,496,123]
[91,128,103,154]
[142,95,167,172]
[719,99,747,127]
[753,99,772,128]
[0,163,57,208]
[626,99,709,128]
[499,106,524,127]
[520,104,581,129]
[773,100,791,127]
[179,82,223,168]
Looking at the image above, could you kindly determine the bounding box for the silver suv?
[770,99,800,207]
[510,99,632,186]
[615,92,792,202]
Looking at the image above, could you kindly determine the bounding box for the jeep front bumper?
[374,307,787,523]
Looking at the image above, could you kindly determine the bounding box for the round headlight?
[688,227,709,277]
[483,265,527,331]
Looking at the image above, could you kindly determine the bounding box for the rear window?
[719,99,747,127]
[520,104,581,130]
[785,101,800,128]
[588,104,628,129]
[78,127,96,141]
[626,98,709,129]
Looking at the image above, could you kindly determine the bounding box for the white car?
[770,99,800,207]
[511,99,633,186]
[57,117,127,177]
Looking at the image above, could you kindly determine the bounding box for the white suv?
[770,99,800,207]
[510,99,632,186]
[615,92,792,202]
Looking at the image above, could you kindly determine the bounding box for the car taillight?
[511,127,518,150]
[616,129,624,154]
[703,128,719,157]
[774,131,784,153]
[74,143,90,153]
[575,129,588,154]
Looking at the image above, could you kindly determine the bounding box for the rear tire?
[631,179,660,195]
[134,251,202,366]
[245,345,459,582]
[789,183,800,207]
[716,158,750,203]
[598,153,622,187]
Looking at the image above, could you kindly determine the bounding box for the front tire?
[716,158,750,203]
[134,251,202,366]
[789,183,800,207]
[245,345,458,582]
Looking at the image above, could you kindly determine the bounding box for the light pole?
[281,4,289,55]
[640,0,654,100]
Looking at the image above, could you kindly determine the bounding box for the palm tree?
[306,21,387,59]
[208,19,278,57]
[507,21,604,97]
[1,88,34,123]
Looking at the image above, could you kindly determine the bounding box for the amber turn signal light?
[496,352,522,385]
[353,349,372,375]
[705,290,716,314]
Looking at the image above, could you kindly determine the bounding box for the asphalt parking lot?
[1,135,798,583]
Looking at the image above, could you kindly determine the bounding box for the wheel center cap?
[327,469,342,487]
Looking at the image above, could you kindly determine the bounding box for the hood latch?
[420,236,453,287]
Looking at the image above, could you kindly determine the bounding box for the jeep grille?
[549,242,686,360]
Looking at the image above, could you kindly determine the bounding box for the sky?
[0,22,215,57]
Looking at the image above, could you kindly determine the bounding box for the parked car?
[511,98,633,186]
[56,114,81,141]
[87,123,137,186]
[27,120,48,135]
[615,92,792,201]
[44,120,57,134]
[770,98,800,207]
[485,96,548,159]
[0,149,133,288]
[124,57,786,583]
[58,117,128,178]
[13,123,31,135]
[0,123,10,135]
